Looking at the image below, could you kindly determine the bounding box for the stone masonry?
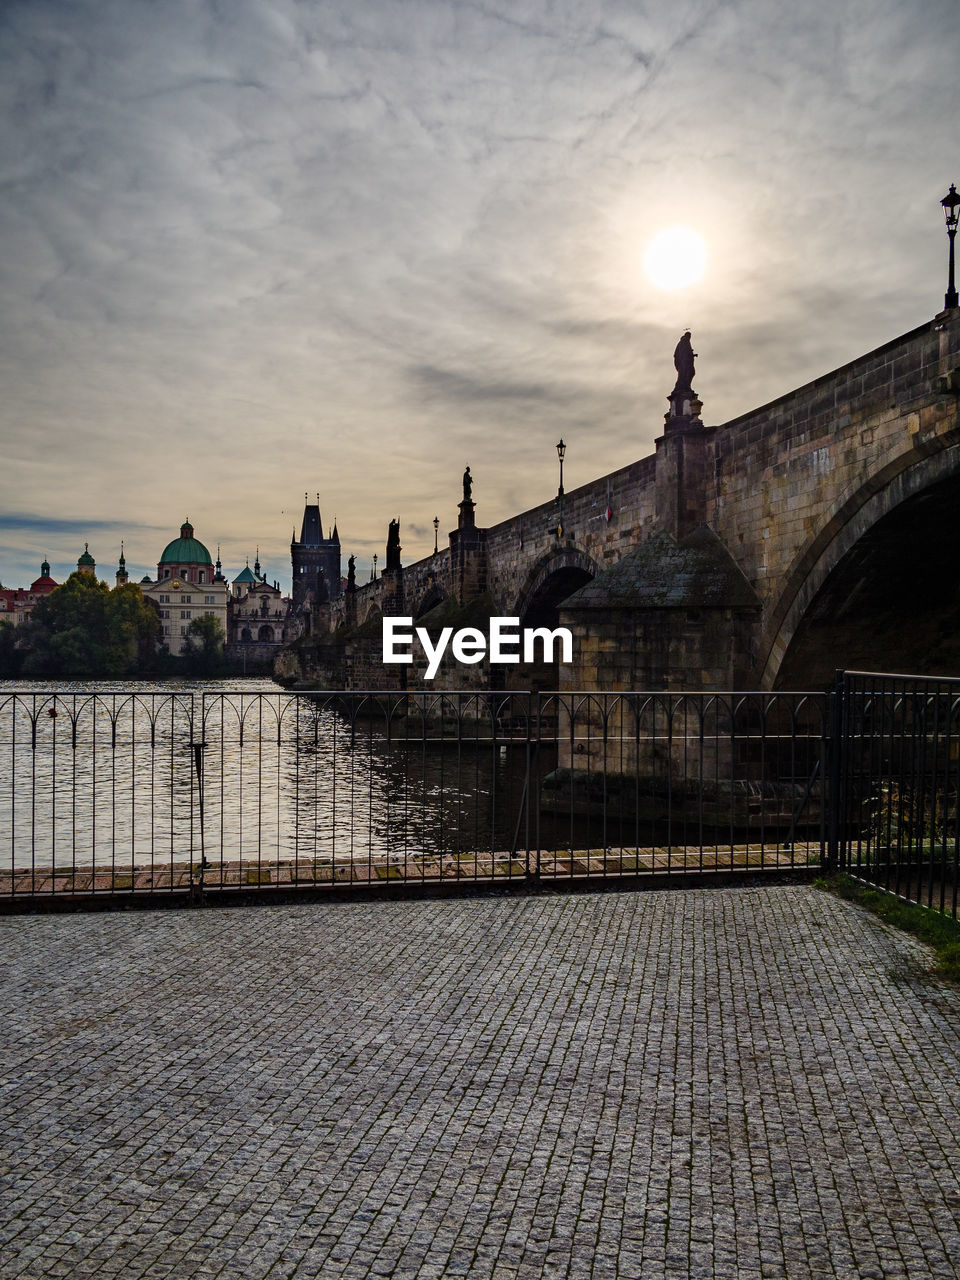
[3,885,960,1278]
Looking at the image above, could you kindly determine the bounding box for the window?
[184,595,192,603]
[181,610,192,619]
[163,569,170,579]
[180,625,185,635]
[205,595,215,604]
[199,571,205,583]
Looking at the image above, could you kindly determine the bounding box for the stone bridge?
[296,307,960,693]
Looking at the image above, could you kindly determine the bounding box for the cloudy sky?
[1,0,957,591]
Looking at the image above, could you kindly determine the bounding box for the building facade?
[0,560,59,628]
[140,521,229,656]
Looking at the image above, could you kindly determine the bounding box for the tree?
[181,613,225,677]
[0,619,21,677]
[108,582,163,673]
[20,574,161,678]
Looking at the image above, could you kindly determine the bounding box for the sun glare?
[644,227,707,290]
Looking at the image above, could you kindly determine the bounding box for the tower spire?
[116,540,129,587]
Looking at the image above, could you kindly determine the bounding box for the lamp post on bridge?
[942,184,960,310]
[555,438,566,538]
[433,515,439,555]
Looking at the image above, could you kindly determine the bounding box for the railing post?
[826,670,846,873]
[531,692,543,884]
[190,733,208,902]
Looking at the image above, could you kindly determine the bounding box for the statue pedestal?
[458,499,476,531]
[664,390,703,432]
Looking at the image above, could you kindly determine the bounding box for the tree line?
[0,572,225,679]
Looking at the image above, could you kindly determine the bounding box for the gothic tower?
[291,495,342,613]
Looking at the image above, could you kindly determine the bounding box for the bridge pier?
[451,495,487,604]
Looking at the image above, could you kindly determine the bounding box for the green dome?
[77,544,95,566]
[159,521,212,566]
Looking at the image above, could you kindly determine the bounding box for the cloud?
[0,515,133,534]
[409,364,553,404]
[0,0,958,590]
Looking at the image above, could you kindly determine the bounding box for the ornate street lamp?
[556,438,566,498]
[433,515,439,555]
[372,553,378,581]
[942,184,960,310]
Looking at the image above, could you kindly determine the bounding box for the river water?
[0,679,539,873]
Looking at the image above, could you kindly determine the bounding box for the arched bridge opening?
[414,584,446,620]
[510,550,597,691]
[774,471,960,690]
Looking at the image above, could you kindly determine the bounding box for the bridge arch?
[512,546,601,628]
[357,602,381,629]
[764,438,960,689]
[413,581,447,619]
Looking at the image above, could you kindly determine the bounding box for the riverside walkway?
[2,886,960,1279]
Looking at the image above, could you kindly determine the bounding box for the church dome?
[31,559,57,593]
[159,521,213,566]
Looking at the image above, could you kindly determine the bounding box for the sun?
[643,227,708,290]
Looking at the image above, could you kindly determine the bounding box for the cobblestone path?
[2,886,960,1279]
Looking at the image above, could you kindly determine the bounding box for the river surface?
[0,679,541,871]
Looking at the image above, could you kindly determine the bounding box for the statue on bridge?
[673,331,696,393]
[463,465,473,502]
[347,554,356,592]
[385,519,402,572]
[666,330,702,427]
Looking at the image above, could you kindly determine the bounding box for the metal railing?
[0,687,828,905]
[832,671,960,916]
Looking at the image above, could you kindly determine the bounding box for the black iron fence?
[0,687,829,905]
[831,671,960,916]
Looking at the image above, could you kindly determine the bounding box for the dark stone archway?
[414,584,446,620]
[774,471,960,689]
[513,547,599,628]
[510,548,597,690]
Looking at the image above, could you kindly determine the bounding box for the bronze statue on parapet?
[385,519,402,572]
[673,331,696,393]
[666,330,703,428]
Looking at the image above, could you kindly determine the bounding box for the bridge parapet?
[287,309,960,693]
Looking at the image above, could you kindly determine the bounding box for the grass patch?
[816,873,960,983]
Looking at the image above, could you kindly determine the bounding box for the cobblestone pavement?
[2,887,960,1280]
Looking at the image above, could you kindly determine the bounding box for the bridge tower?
[291,495,341,616]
